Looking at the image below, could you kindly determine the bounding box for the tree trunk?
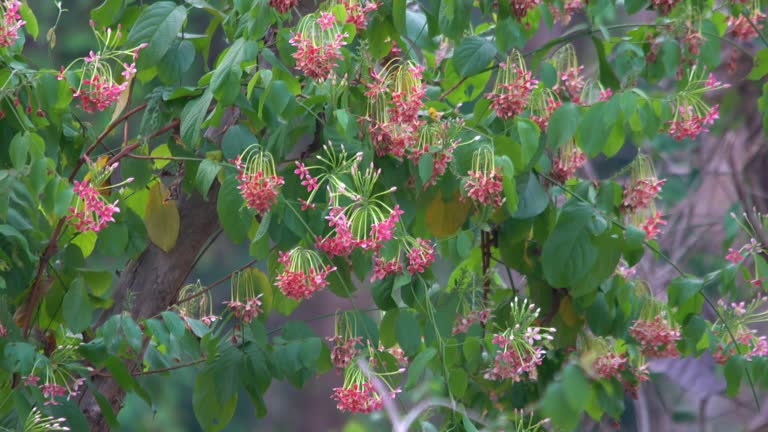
[77,184,220,431]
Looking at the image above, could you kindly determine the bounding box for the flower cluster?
[510,0,542,21]
[364,62,426,159]
[404,237,436,274]
[22,343,87,406]
[269,0,297,13]
[650,0,680,15]
[331,362,401,413]
[276,247,336,300]
[224,271,264,324]
[729,9,767,41]
[549,140,586,185]
[593,352,628,380]
[452,309,492,335]
[414,121,460,188]
[486,52,538,120]
[667,70,729,141]
[371,253,403,281]
[621,156,667,241]
[0,0,25,48]
[66,158,131,233]
[290,12,348,80]
[629,316,681,358]
[551,46,586,103]
[343,0,379,30]
[712,296,768,364]
[329,335,363,372]
[549,0,584,25]
[484,298,555,381]
[234,146,284,216]
[22,407,70,432]
[528,89,562,131]
[463,147,505,209]
[177,281,218,328]
[57,21,146,112]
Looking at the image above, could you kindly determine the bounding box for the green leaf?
[217,173,251,243]
[541,382,580,430]
[547,103,582,150]
[396,310,421,356]
[127,2,187,67]
[393,0,406,34]
[91,0,124,27]
[542,202,598,288]
[181,88,213,147]
[724,355,745,397]
[418,153,434,185]
[448,368,468,398]
[592,37,620,89]
[372,278,398,311]
[562,364,591,412]
[405,347,437,389]
[667,276,704,320]
[749,48,768,80]
[9,132,28,170]
[18,3,38,39]
[158,39,196,83]
[453,36,497,77]
[211,39,258,105]
[194,370,238,432]
[511,173,549,219]
[195,159,220,199]
[62,278,94,333]
[577,99,620,157]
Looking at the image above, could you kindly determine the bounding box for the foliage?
[0,0,767,430]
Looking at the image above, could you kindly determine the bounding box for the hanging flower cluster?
[22,407,70,432]
[549,0,584,25]
[667,69,729,141]
[177,281,218,327]
[414,121,460,188]
[486,52,538,120]
[650,0,681,15]
[0,0,25,48]
[621,155,667,241]
[364,61,427,159]
[57,21,146,113]
[234,146,284,216]
[729,5,766,41]
[551,45,586,104]
[21,342,87,406]
[66,157,132,233]
[484,298,555,381]
[329,335,363,372]
[269,0,298,14]
[549,140,586,185]
[581,336,650,399]
[510,0,542,21]
[290,12,348,80]
[463,147,505,209]
[342,0,379,30]
[276,247,336,300]
[528,88,562,131]
[223,271,264,324]
[452,308,492,335]
[404,236,436,274]
[712,296,768,364]
[629,316,680,358]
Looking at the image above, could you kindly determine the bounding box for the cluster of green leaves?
[1,0,767,430]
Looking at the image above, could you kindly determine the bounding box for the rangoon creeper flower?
[224,271,264,324]
[629,293,681,359]
[342,0,379,30]
[510,0,541,22]
[233,145,284,216]
[0,0,25,48]
[452,308,492,335]
[403,236,436,274]
[549,139,586,185]
[57,21,147,113]
[463,146,505,209]
[667,68,729,141]
[363,61,426,159]
[66,157,133,233]
[484,298,555,381]
[486,51,538,120]
[729,3,766,42]
[413,121,460,188]
[23,341,88,407]
[328,311,366,373]
[289,12,348,80]
[23,407,70,432]
[713,296,768,364]
[177,280,218,327]
[622,155,667,241]
[331,362,401,413]
[551,45,586,104]
[651,0,681,15]
[578,334,649,398]
[276,247,336,300]
[528,88,561,131]
[549,0,584,25]
[269,0,297,13]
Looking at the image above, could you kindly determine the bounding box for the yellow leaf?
[425,190,471,238]
[110,77,133,124]
[145,182,180,252]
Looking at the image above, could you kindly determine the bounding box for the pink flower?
[234,153,284,216]
[122,62,137,80]
[23,375,40,386]
[622,178,666,213]
[290,15,348,81]
[639,211,666,241]
[371,254,403,281]
[726,248,744,265]
[0,0,26,48]
[451,309,492,335]
[317,12,336,30]
[510,0,541,21]
[276,248,336,300]
[66,180,121,233]
[331,382,383,413]
[598,88,613,101]
[224,294,263,324]
[555,66,586,104]
[328,336,362,372]
[729,12,766,41]
[343,0,379,30]
[650,0,681,15]
[405,238,435,274]
[486,64,538,120]
[550,146,586,184]
[41,383,68,406]
[593,352,627,380]
[464,168,505,208]
[269,0,297,13]
[629,317,680,358]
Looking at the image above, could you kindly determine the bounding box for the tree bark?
[77,184,220,431]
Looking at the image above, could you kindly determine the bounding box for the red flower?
[331,382,383,413]
[629,317,680,358]
[276,248,336,300]
[0,0,25,48]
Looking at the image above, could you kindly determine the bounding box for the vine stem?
[535,169,761,410]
